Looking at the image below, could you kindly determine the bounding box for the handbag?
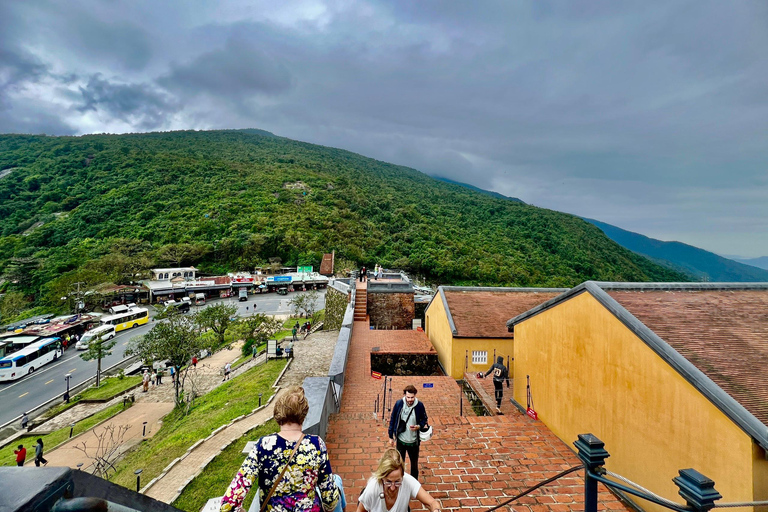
[255,434,305,512]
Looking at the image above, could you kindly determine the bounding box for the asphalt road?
[0,289,326,428]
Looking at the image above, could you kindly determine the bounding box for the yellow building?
[507,282,768,512]
[424,286,565,378]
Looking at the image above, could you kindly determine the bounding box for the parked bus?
[100,306,149,332]
[0,337,62,381]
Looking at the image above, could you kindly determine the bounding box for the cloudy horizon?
[2,1,766,257]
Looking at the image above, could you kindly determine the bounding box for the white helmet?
[419,425,433,442]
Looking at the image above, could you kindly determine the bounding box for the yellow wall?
[514,291,762,512]
[425,295,515,378]
[455,338,513,379]
[425,296,455,376]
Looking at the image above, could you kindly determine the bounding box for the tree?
[231,313,281,357]
[125,313,213,407]
[79,332,117,388]
[289,290,320,319]
[0,291,28,321]
[195,303,238,347]
[156,243,208,267]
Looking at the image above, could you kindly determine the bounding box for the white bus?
[100,306,149,332]
[0,337,62,381]
[76,325,116,350]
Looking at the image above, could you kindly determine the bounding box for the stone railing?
[302,284,356,439]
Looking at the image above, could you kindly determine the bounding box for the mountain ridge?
[0,129,686,308]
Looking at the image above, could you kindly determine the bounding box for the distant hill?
[584,218,768,282]
[730,256,768,271]
[0,129,687,307]
[434,176,524,203]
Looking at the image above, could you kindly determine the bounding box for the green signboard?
[297,266,313,273]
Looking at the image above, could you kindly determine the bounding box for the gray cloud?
[77,75,181,130]
[0,0,767,256]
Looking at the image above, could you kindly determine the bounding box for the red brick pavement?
[326,282,630,512]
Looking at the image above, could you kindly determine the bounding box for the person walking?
[482,356,510,414]
[34,438,47,467]
[223,362,231,381]
[376,265,383,280]
[357,448,441,512]
[192,356,198,368]
[388,384,429,480]
[156,368,162,385]
[292,325,298,342]
[21,412,28,431]
[220,386,340,512]
[14,445,26,467]
[142,369,150,392]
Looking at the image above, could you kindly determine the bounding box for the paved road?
[0,289,325,427]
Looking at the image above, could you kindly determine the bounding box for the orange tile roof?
[607,289,768,427]
[442,288,565,338]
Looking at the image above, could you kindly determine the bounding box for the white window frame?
[472,350,487,365]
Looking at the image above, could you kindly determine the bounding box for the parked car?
[76,325,116,350]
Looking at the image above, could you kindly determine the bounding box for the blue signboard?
[273,276,292,282]
[422,383,434,388]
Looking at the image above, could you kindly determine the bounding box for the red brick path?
[326,282,630,512]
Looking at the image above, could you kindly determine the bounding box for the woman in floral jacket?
[220,386,340,512]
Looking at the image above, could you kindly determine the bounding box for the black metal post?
[142,421,147,437]
[64,374,71,403]
[135,469,143,492]
[574,434,610,512]
[69,423,75,438]
[259,393,263,407]
[673,468,722,512]
[381,376,388,421]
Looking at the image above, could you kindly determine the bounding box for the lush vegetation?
[41,375,143,419]
[173,420,279,512]
[0,129,686,314]
[1,402,131,466]
[109,358,286,489]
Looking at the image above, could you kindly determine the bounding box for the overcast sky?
[1,1,766,257]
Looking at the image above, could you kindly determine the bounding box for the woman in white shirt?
[357,448,440,512]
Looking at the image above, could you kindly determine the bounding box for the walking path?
[324,280,631,512]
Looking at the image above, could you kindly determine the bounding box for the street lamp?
[135,469,143,492]
[64,374,72,403]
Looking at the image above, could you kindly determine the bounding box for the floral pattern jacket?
[220,434,340,512]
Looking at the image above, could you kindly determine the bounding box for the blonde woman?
[357,449,440,512]
[221,387,340,512]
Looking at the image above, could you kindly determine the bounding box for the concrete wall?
[513,291,763,512]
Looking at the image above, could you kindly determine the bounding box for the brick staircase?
[354,288,368,321]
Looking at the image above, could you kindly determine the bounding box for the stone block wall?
[324,286,349,331]
[370,352,443,376]
[368,292,414,329]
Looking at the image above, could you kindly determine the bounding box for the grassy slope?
[110,359,286,489]
[172,420,279,512]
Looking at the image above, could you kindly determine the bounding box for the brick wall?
[368,292,414,329]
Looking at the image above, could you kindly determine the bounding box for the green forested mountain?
[0,129,685,308]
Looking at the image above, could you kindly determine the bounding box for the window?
[15,356,27,366]
[472,351,487,365]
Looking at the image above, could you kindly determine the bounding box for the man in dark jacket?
[388,384,429,479]
[484,356,510,414]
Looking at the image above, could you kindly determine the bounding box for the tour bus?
[100,306,149,332]
[76,325,116,350]
[0,337,62,381]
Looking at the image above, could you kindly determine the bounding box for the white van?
[76,325,116,350]
[195,293,206,305]
[108,304,130,315]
